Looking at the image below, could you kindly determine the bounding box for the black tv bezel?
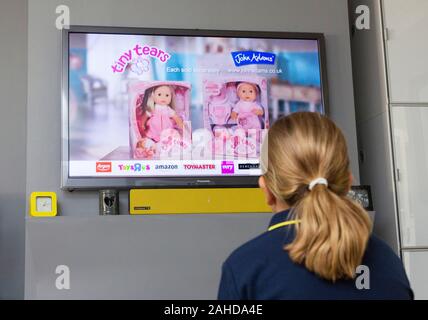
[61,25,329,190]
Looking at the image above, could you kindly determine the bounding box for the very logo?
[221,161,235,174]
[231,51,276,67]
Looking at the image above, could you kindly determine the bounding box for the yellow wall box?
[130,188,271,214]
[30,192,58,217]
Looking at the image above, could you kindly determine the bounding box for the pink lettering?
[112,64,124,73]
[112,44,170,74]
[124,49,132,60]
[133,44,142,56]
[150,47,158,57]
[160,53,170,63]
[142,45,150,55]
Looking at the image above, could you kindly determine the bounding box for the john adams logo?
[231,51,276,67]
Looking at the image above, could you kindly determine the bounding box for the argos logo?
[96,162,112,173]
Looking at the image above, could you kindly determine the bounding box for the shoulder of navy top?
[218,209,414,300]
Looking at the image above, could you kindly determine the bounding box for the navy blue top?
[218,209,413,300]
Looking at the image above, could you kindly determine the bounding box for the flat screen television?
[61,26,329,190]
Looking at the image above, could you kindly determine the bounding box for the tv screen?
[62,26,328,189]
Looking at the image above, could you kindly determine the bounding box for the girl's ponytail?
[288,184,371,281]
[264,112,372,281]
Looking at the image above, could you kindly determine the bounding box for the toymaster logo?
[184,164,216,170]
[118,163,151,172]
[221,161,235,174]
[231,51,276,67]
[96,162,112,173]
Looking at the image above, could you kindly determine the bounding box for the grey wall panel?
[357,112,399,252]
[27,0,360,217]
[26,0,360,298]
[349,0,400,252]
[349,0,388,124]
[0,0,28,299]
[25,214,272,299]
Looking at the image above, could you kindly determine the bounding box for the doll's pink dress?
[233,101,263,130]
[146,104,176,142]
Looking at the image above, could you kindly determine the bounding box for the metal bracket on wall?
[384,27,390,41]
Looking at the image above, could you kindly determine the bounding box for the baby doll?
[144,85,184,143]
[135,138,157,159]
[230,82,264,130]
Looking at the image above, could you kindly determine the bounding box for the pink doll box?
[202,76,269,158]
[129,81,191,159]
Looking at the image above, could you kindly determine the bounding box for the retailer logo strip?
[70,160,261,177]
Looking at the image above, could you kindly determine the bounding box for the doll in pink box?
[130,81,191,160]
[144,85,184,142]
[231,82,264,130]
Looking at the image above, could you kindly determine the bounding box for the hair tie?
[308,178,328,191]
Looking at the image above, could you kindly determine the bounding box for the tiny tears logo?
[111,44,171,74]
[231,51,276,67]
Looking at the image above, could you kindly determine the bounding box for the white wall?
[383,0,428,299]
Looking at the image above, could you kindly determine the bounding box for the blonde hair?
[146,85,176,112]
[264,112,372,282]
